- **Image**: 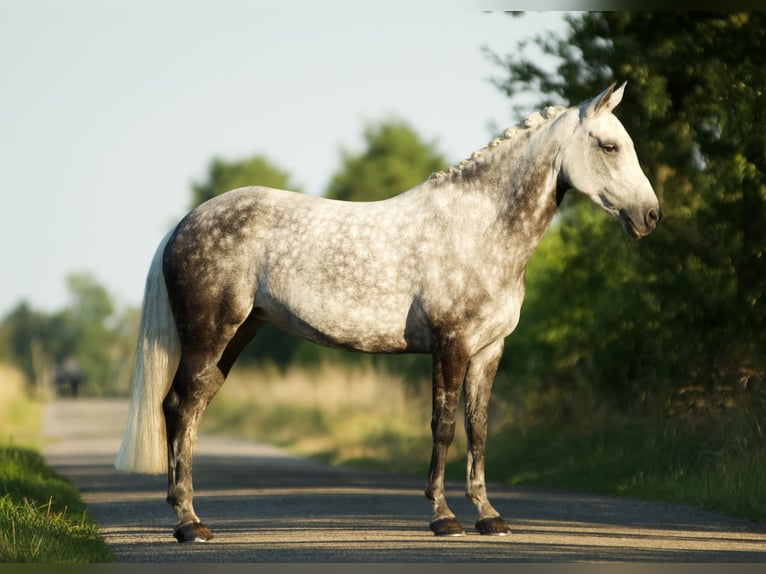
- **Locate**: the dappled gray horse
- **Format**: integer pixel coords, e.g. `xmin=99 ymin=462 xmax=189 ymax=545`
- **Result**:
xmin=115 ymin=83 xmax=661 ymax=542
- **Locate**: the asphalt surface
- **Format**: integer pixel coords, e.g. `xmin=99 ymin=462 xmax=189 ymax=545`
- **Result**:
xmin=42 ymin=398 xmax=766 ymax=563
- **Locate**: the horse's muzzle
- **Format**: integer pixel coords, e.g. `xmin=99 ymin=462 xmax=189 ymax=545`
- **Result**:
xmin=619 ymin=205 xmax=662 ymax=238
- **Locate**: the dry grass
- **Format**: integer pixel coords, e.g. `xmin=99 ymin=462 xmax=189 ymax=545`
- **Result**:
xmin=0 ymin=364 xmax=42 ymax=448
xmin=202 ymin=361 xmax=466 ymax=474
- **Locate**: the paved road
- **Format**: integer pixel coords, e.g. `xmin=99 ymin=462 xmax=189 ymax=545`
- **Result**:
xmin=42 ymin=398 xmax=766 ymax=563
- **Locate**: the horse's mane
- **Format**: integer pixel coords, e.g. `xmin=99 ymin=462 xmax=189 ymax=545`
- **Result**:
xmin=429 ymin=105 xmax=568 ymax=183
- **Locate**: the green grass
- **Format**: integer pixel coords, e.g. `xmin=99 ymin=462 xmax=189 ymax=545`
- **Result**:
xmin=0 ymin=448 xmax=113 ymax=563
xmin=463 ymin=395 xmax=766 ymax=523
xmin=458 ymin=412 xmax=763 ymax=522
xmin=0 ymin=363 xmax=113 ymax=563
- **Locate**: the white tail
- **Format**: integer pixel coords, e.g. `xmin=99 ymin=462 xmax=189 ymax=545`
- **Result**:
xmin=114 ymin=230 xmax=180 ymax=475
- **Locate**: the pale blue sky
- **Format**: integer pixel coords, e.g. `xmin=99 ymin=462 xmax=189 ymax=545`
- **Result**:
xmin=0 ymin=1 xmax=569 ymax=316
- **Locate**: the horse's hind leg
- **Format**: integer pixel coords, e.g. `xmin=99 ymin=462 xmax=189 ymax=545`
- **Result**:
xmin=163 ymin=316 xmax=261 ymax=543
xmin=163 ymin=353 xmax=223 ymax=542
xmin=463 ymin=339 xmax=510 ymax=535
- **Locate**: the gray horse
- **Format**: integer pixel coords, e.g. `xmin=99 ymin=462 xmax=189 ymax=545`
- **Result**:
xmin=115 ymin=83 xmax=661 ymax=542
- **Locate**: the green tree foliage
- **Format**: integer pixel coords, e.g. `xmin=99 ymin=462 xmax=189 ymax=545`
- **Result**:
xmin=490 ymin=12 xmax=765 ymax=405
xmin=325 ymin=119 xmax=448 ymax=201
xmin=0 ymin=303 xmax=49 ymax=385
xmin=0 ymin=274 xmax=138 ymax=396
xmin=190 ymin=154 xmax=301 ymax=208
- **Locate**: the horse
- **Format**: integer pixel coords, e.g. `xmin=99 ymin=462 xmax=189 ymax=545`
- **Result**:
xmin=115 ymin=83 xmax=661 ymax=542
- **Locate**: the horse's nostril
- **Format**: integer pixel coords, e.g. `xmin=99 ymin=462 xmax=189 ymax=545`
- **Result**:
xmin=646 ymin=206 xmax=661 ymax=228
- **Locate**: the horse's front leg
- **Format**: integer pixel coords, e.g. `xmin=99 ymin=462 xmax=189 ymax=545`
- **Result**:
xmin=426 ymin=339 xmax=470 ymax=536
xmin=464 ymin=339 xmax=510 ymax=535
xmin=162 ymin=355 xmax=224 ymax=543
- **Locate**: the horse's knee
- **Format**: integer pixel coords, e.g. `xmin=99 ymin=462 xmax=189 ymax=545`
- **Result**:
xmin=431 ymin=395 xmax=460 ymax=441
xmin=431 ymin=416 xmax=457 ymax=445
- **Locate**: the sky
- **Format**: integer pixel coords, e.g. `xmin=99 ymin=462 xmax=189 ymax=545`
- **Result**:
xmin=0 ymin=1 xmax=569 ymax=317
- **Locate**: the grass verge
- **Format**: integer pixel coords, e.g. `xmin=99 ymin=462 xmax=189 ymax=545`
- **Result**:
xmin=203 ymin=361 xmax=765 ymax=523
xmin=0 ymin=363 xmax=113 ymax=563
xmin=0 ymin=448 xmax=113 ymax=563
xmin=478 ymin=404 xmax=766 ymax=522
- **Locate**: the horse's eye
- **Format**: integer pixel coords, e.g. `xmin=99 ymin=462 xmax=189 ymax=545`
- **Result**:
xmin=600 ymin=142 xmax=619 ymax=153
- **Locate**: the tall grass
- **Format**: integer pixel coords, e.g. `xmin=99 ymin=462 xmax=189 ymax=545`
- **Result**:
xmin=483 ymin=412 xmax=766 ymax=522
xmin=0 ymin=363 xmax=42 ymax=449
xmin=203 ymin=359 xmax=766 ymax=523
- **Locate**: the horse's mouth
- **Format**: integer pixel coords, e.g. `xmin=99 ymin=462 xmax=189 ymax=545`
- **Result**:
xmin=619 ymin=210 xmax=643 ymax=239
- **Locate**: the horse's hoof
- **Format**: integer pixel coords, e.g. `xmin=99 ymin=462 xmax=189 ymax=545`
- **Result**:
xmin=476 ymin=516 xmax=511 ymax=536
xmin=430 ymin=517 xmax=465 ymax=537
xmin=173 ymin=521 xmax=214 ymax=543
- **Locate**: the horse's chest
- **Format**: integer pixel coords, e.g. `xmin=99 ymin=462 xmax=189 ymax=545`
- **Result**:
xmin=415 ymin=253 xmax=526 ymax=354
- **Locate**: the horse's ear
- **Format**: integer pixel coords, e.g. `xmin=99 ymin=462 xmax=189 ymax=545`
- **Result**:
xmin=585 ymin=81 xmax=627 ymax=117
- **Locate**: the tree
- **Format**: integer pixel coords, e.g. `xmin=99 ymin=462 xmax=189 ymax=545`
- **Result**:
xmin=0 ymin=302 xmax=51 ymax=388
xmin=0 ymin=274 xmax=138 ymax=396
xmin=326 ymin=119 xmax=448 ymax=202
xmin=55 ymin=273 xmax=117 ymax=395
xmin=191 ymin=154 xmax=301 ymax=208
xmin=489 ymin=13 xmax=766 ymax=404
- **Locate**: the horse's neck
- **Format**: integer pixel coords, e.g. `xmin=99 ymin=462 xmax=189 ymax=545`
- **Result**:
xmin=508 ymin=140 xmax=561 ymax=252
xmin=456 ymin=125 xmax=563 ymax=263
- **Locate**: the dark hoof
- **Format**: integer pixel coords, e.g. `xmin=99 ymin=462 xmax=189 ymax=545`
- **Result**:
xmin=430 ymin=517 xmax=465 ymax=537
xmin=476 ymin=516 xmax=511 ymax=536
xmin=173 ymin=521 xmax=214 ymax=543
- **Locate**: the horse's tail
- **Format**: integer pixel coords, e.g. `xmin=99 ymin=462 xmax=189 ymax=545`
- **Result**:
xmin=114 ymin=230 xmax=180 ymax=475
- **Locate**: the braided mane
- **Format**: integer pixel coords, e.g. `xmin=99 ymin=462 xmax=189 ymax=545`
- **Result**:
xmin=429 ymin=105 xmax=567 ymax=183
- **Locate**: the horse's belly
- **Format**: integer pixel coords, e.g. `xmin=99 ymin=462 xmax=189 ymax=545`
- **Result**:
xmin=257 ymin=297 xmax=425 ymax=354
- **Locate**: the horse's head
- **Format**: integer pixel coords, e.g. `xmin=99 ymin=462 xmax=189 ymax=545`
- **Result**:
xmin=556 ymin=82 xmax=661 ymax=238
